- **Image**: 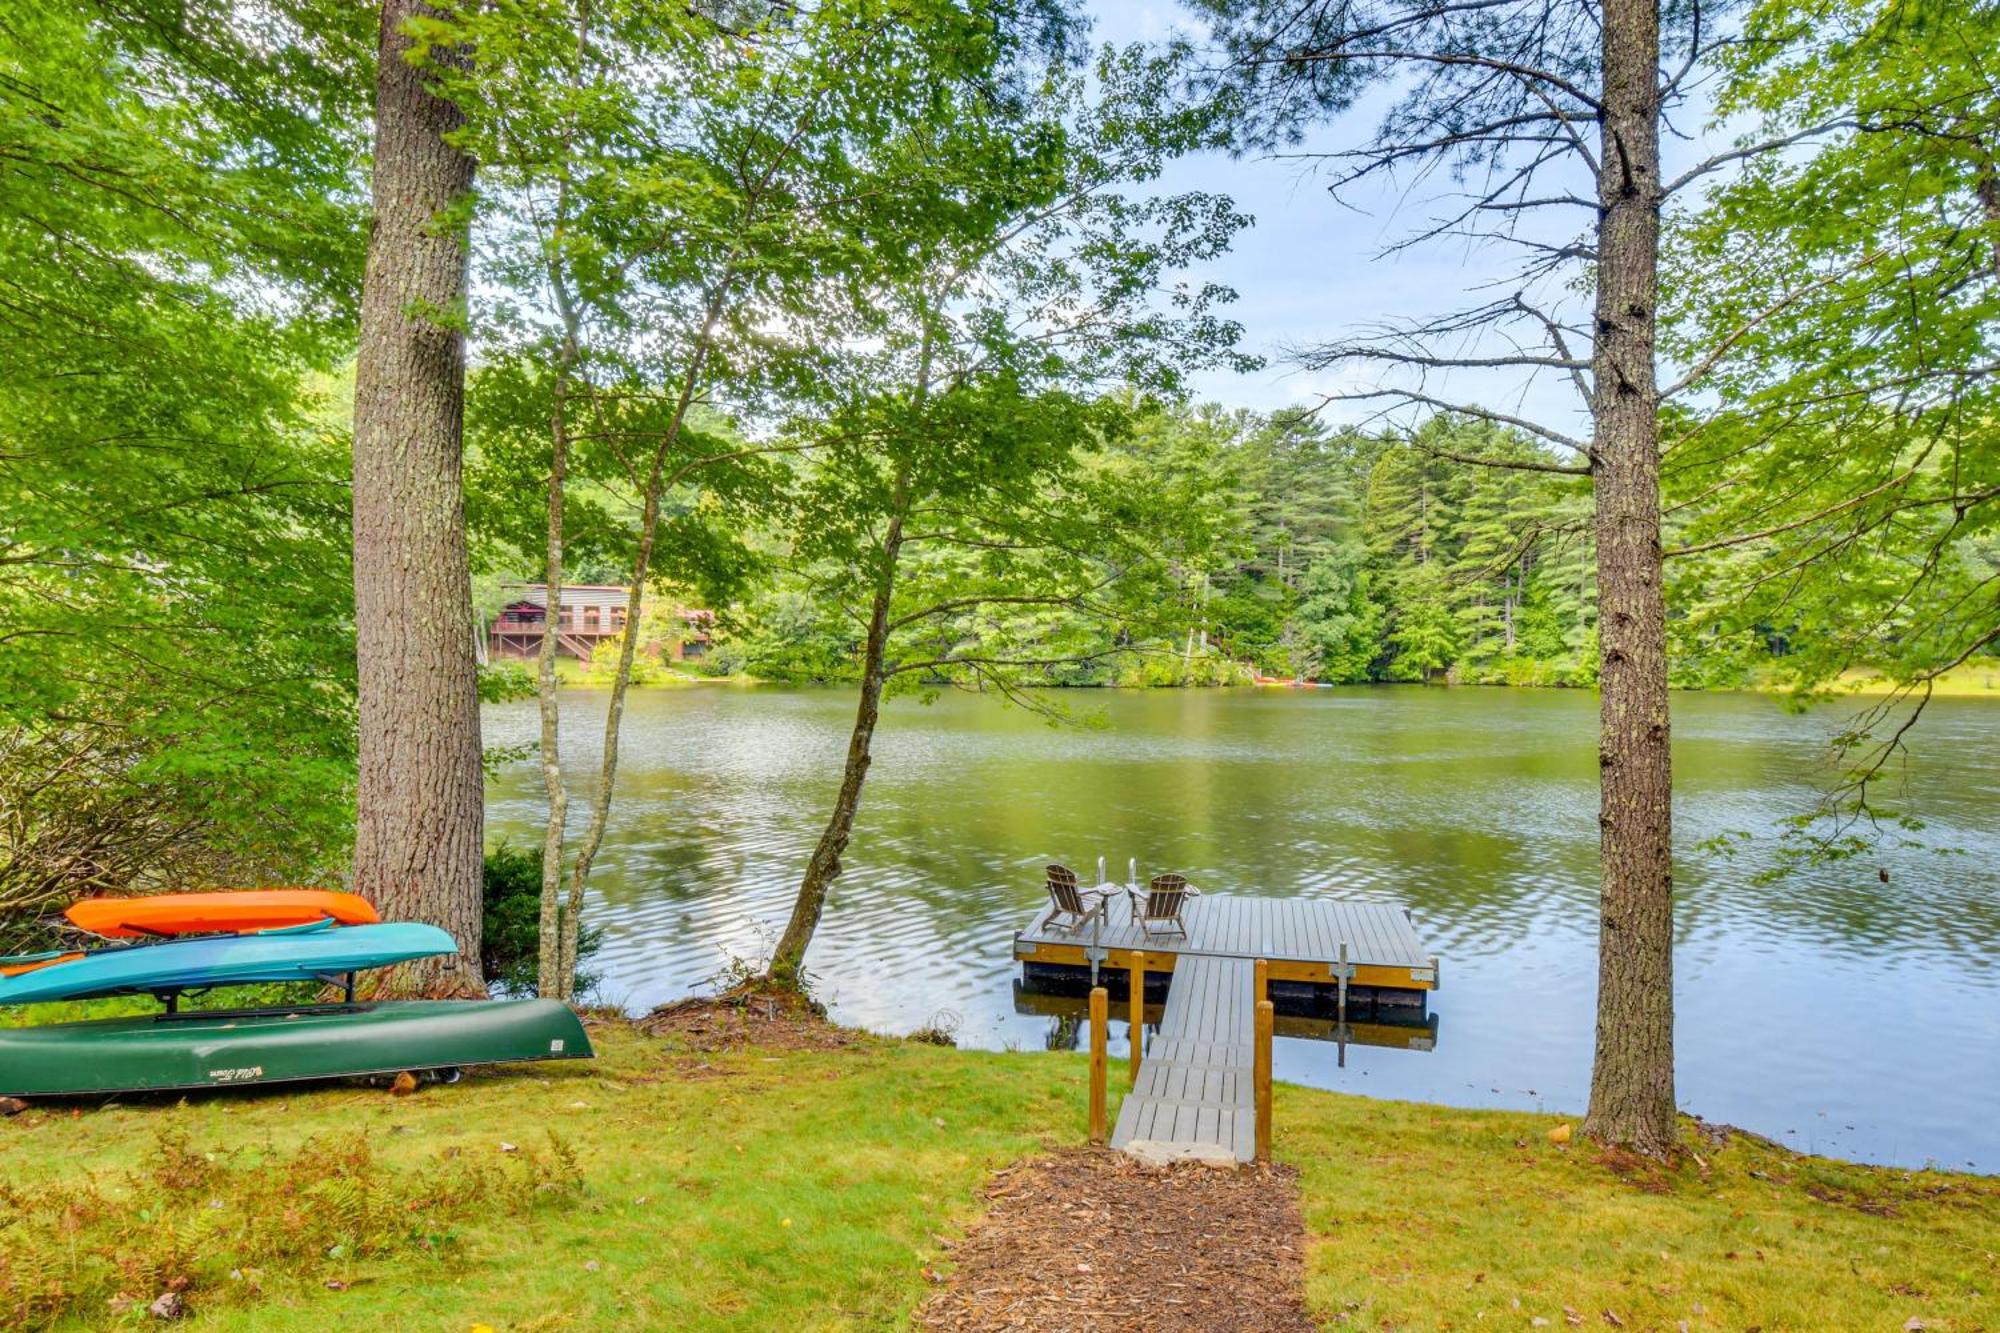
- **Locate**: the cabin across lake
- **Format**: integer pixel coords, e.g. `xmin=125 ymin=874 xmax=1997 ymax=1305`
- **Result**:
xmin=486 ymin=583 xmax=714 ymax=663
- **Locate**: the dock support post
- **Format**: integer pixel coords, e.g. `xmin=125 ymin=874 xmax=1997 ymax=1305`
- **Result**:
xmin=1254 ymin=997 xmax=1274 ymax=1162
xmin=1336 ymin=942 xmax=1349 ymax=1023
xmin=1254 ymin=957 xmax=1268 ymax=1005
xmin=1128 ymin=954 xmax=1143 ymax=1087
xmin=1088 ymin=986 xmax=1108 ymax=1144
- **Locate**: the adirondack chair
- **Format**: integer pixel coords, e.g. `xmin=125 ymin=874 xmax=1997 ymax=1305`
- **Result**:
xmin=1040 ymin=864 xmax=1105 ymax=933
xmin=1130 ymin=872 xmax=1191 ymax=940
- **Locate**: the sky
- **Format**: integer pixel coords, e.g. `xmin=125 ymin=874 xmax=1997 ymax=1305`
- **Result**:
xmin=1085 ymin=0 xmax=1729 ymax=442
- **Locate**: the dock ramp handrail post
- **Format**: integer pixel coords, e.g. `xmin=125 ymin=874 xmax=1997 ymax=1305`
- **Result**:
xmin=1254 ymin=990 xmax=1274 ymax=1162
xmin=1127 ymin=952 xmax=1143 ymax=1087
xmin=1088 ymin=986 xmax=1108 ymax=1143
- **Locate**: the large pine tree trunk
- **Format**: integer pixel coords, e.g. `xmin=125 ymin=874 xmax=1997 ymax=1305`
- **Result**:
xmin=1581 ymin=0 xmax=1675 ymax=1153
xmin=350 ymin=0 xmax=486 ymax=998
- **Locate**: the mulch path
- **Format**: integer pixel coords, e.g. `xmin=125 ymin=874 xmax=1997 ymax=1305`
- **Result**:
xmin=629 ymin=980 xmax=856 ymax=1053
xmin=919 ymin=1147 xmax=1315 ymax=1332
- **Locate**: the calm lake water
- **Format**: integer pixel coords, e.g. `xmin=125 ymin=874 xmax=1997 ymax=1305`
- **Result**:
xmin=484 ymin=685 xmax=2000 ymax=1172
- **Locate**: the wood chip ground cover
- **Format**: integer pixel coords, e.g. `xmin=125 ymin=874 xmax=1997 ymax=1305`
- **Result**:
xmin=921 ymin=1147 xmax=1314 ymax=1332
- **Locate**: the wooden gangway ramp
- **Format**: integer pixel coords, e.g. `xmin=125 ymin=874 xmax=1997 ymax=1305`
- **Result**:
xmin=1110 ymin=953 xmax=1258 ymax=1162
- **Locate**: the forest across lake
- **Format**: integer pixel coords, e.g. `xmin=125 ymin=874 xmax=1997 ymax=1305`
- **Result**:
xmin=485 ymin=684 xmax=2000 ymax=1173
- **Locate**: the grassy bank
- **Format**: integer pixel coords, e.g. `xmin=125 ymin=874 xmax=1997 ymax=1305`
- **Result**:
xmin=5 ymin=1024 xmax=1993 ymax=1329
xmin=1829 ymin=664 xmax=2000 ymax=697
xmin=518 ymin=658 xmax=2000 ymax=695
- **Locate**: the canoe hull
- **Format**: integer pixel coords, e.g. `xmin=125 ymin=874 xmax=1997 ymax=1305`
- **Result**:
xmin=0 ymin=923 xmax=457 ymax=1006
xmin=0 ymin=999 xmax=592 ymax=1097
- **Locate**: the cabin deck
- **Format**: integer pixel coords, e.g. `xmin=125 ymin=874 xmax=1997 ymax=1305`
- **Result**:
xmin=1013 ymin=890 xmax=1439 ymax=1164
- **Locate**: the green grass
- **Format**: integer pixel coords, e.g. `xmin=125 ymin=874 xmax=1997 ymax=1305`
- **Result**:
xmin=1282 ymin=1088 xmax=2000 ymax=1330
xmin=548 ymin=657 xmax=757 ymax=688
xmin=1829 ymin=662 xmax=2000 ymax=697
xmin=2 ymin=1027 xmax=1096 ymax=1330
xmin=3 ymin=1025 xmax=1994 ymax=1329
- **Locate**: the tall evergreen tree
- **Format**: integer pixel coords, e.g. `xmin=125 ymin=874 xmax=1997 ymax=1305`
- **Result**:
xmin=1188 ymin=0 xmax=1744 ymax=1153
xmin=350 ymin=0 xmax=486 ymax=996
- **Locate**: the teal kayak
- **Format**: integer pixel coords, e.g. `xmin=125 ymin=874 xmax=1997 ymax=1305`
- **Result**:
xmin=0 ymin=922 xmax=456 ymax=1006
xmin=0 ymin=998 xmax=593 ymax=1096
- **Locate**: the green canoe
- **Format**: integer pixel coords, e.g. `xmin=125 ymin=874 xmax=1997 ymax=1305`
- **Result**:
xmin=0 ymin=998 xmax=593 ymax=1097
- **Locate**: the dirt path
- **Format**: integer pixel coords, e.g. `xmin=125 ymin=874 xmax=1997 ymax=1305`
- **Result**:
xmin=920 ymin=1147 xmax=1314 ymax=1332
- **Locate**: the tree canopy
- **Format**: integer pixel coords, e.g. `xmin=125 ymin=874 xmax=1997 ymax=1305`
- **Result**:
xmin=0 ymin=3 xmax=369 ymax=930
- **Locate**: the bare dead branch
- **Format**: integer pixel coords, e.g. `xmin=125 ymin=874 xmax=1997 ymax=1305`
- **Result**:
xmin=1312 ymin=385 xmax=1594 ymax=458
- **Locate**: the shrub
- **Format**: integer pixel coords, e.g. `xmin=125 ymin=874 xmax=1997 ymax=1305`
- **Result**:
xmin=0 ymin=1129 xmax=582 ymax=1329
xmin=481 ymin=843 xmax=603 ymax=998
xmin=476 ymin=660 xmax=537 ymax=703
xmin=704 ymin=639 xmax=749 ymax=677
xmin=0 ymin=724 xmax=348 ymax=956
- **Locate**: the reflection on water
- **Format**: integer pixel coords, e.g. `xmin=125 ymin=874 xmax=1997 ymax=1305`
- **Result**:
xmin=484 ymin=684 xmax=2000 ymax=1172
xmin=1009 ymin=982 xmax=1440 ymax=1058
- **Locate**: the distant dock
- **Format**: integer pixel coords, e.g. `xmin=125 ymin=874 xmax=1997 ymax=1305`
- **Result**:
xmin=1013 ymin=892 xmax=1438 ymax=1162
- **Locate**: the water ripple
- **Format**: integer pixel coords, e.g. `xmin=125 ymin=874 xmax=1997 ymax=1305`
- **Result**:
xmin=484 ymin=684 xmax=2000 ymax=1171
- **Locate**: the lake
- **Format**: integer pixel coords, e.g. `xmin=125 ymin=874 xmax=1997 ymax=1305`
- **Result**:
xmin=484 ymin=684 xmax=2000 ymax=1172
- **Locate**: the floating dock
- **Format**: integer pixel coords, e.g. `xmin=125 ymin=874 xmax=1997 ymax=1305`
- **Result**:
xmin=1013 ymin=892 xmax=1438 ymax=1163
xmin=1009 ymin=983 xmax=1439 ymax=1053
xmin=1013 ymin=893 xmax=1438 ymax=997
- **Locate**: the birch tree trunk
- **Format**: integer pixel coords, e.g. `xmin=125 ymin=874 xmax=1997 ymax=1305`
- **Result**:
xmin=555 ymin=303 xmax=724 ymax=997
xmin=1581 ymin=0 xmax=1676 ymax=1154
xmin=767 ymin=473 xmax=910 ymax=983
xmin=535 ymin=352 xmax=571 ymax=1000
xmin=530 ymin=0 xmax=593 ymax=1002
xmin=350 ymin=0 xmax=486 ymax=998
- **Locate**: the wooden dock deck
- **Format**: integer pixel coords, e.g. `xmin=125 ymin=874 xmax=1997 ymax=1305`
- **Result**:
xmin=1014 ymin=891 xmax=1439 ymax=1164
xmin=1013 ymin=892 xmax=1438 ymax=993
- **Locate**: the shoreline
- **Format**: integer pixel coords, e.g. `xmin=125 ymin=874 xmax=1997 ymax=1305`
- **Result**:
xmin=4 ymin=1017 xmax=1993 ymax=1328
xmin=529 ymin=663 xmax=2000 ymax=699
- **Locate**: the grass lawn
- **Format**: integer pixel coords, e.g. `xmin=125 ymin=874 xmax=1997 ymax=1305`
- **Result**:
xmin=3 ymin=1024 xmax=1994 ymax=1329
xmin=1826 ymin=663 xmax=2000 ymax=698
xmin=1281 ymin=1087 xmax=1999 ymax=1330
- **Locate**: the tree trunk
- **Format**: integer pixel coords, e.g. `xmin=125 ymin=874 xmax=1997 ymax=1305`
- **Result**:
xmin=557 ymin=298 xmax=725 ymax=998
xmin=530 ymin=0 xmax=594 ymax=1003
xmin=767 ymin=478 xmax=910 ymax=983
xmin=350 ymin=0 xmax=486 ymax=999
xmin=535 ymin=353 xmax=571 ymax=1000
xmin=1977 ymin=147 xmax=2000 ymax=279
xmin=1581 ymin=0 xmax=1675 ymax=1154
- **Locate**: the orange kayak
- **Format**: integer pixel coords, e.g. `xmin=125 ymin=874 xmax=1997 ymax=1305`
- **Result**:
xmin=64 ymin=890 xmax=381 ymax=939
xmin=1 ymin=951 xmax=83 ymax=978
